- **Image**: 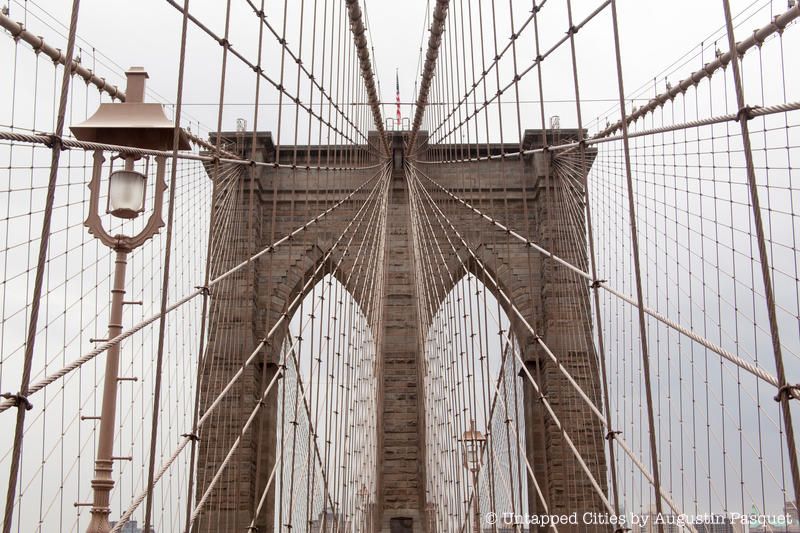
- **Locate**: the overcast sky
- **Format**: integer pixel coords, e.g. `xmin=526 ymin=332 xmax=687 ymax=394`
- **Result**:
xmin=2 ymin=0 xmax=789 ymax=138
xmin=2 ymin=0 xmax=799 ymax=531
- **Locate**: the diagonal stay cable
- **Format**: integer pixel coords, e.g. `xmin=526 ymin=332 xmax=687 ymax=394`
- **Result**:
xmin=111 ymin=163 xmax=391 ymax=532
xmin=407 ymin=0 xmax=450 ymax=152
xmin=417 ymin=2 xmax=800 ymax=165
xmin=0 ymin=165 xmax=389 ymax=414
xmin=593 ymin=1 xmax=800 ymax=139
xmin=405 ymin=162 xmax=615 ymax=517
xmin=179 ymin=163 xmax=390 ymax=528
xmin=2 ymin=1 xmax=382 ymax=169
xmin=423 ymin=0 xmax=611 ymax=148
xmin=0 ymin=11 xmax=237 ymax=159
xmin=242 ymin=0 xmax=370 ymax=145
xmin=414 ymin=96 xmax=800 ymax=165
xmin=345 ymin=0 xmax=389 ymax=154
xmin=0 ymin=130 xmax=380 ymax=172
xmin=424 ymin=1 xmax=543 ymax=146
xmin=408 ymin=162 xmax=799 ymax=399
xmin=163 ymin=0 xmax=367 ymax=149
xmin=406 ymin=163 xmax=698 ymax=530
xmin=2 ymin=2 xmax=82 ymax=530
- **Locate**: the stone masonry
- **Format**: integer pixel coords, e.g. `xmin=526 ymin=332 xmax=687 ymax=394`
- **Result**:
xmin=195 ymin=130 xmax=607 ymax=533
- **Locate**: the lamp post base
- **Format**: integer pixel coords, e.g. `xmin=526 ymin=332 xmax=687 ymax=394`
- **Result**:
xmin=86 ymin=512 xmax=112 ymax=533
xmin=85 ymin=249 xmax=128 ymax=533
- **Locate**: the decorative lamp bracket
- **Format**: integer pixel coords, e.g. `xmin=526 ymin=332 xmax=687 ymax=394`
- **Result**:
xmin=84 ymin=149 xmax=167 ymax=252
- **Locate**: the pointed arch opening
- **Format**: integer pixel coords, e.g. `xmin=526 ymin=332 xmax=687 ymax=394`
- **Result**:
xmin=422 ymin=272 xmax=529 ymax=532
xmin=271 ymin=273 xmax=378 ymax=533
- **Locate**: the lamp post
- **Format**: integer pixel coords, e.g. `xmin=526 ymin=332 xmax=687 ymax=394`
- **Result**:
xmin=425 ymin=501 xmax=437 ymax=533
xmin=461 ymin=420 xmax=486 ymax=533
xmin=71 ymin=67 xmax=189 ymax=533
xmin=357 ymin=484 xmax=369 ymax=533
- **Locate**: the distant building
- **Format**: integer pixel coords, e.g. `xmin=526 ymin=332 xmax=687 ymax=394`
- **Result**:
xmin=697 ymin=518 xmax=744 ymax=533
xmin=310 ymin=508 xmax=350 ymax=533
xmin=787 ymin=501 xmax=799 ymax=527
xmin=632 ymin=508 xmax=682 ymax=533
xmin=748 ymin=501 xmax=800 ymax=533
xmin=310 ymin=507 xmax=335 ymax=533
xmin=108 ymin=520 xmax=155 ymax=533
xmin=633 ymin=508 xmax=742 ymax=533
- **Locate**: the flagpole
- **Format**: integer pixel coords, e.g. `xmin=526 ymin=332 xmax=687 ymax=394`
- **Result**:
xmin=396 ymin=68 xmax=402 ymax=126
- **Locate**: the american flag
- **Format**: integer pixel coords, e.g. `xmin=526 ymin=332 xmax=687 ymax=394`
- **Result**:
xmin=395 ymin=69 xmax=401 ymax=124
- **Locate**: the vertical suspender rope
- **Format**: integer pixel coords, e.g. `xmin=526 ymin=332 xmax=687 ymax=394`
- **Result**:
xmin=719 ymin=0 xmax=800 ymax=511
xmin=506 ymin=1 xmax=530 ymax=516
xmin=408 ymin=0 xmax=450 ymax=154
xmin=528 ymin=0 xmax=554 ymax=511
xmin=345 ymin=0 xmax=389 ymax=155
xmin=245 ymin=0 xmax=271 ymax=525
xmin=609 ymin=1 xmax=664 ymax=529
xmin=564 ymin=0 xmax=622 ymax=515
xmin=182 ymin=1 xmax=235 ymax=529
xmin=2 ymin=2 xmax=81 ymax=531
xmin=142 ymin=0 xmax=191 ymax=530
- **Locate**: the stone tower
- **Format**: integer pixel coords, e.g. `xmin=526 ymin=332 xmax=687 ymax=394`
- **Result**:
xmin=194 ymin=130 xmax=607 ymax=533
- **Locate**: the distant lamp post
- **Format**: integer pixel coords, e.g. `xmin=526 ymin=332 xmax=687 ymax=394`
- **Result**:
xmin=426 ymin=501 xmax=438 ymax=533
xmin=357 ymin=484 xmax=369 ymax=509
xmin=70 ymin=66 xmax=188 ymax=533
xmin=357 ymin=483 xmax=371 ymax=532
xmin=461 ymin=419 xmax=485 ymax=473
xmin=461 ymin=420 xmax=486 ymax=533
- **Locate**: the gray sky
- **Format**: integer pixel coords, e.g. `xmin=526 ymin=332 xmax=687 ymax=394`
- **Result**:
xmin=3 ymin=0 xmax=785 ymax=138
xmin=2 ymin=0 xmax=800 ymax=531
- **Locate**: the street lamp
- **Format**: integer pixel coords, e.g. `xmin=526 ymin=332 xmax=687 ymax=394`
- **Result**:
xmin=357 ymin=484 xmax=370 ymax=532
xmin=357 ymin=484 xmax=369 ymax=509
xmin=425 ymin=501 xmax=438 ymax=533
xmin=106 ymin=168 xmax=147 ymax=219
xmin=70 ymin=66 xmax=189 ymax=533
xmin=461 ymin=420 xmax=486 ymax=533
